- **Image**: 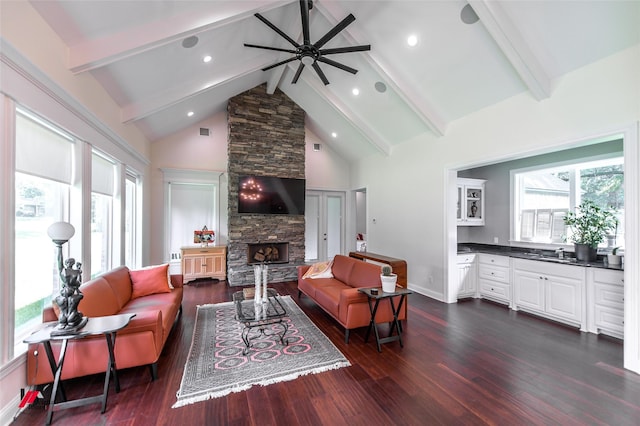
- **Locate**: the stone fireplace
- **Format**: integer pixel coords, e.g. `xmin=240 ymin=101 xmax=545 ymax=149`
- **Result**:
xmin=226 ymin=84 xmax=306 ymax=286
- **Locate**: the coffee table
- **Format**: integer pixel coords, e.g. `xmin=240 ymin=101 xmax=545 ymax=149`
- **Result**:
xmin=233 ymin=288 xmax=289 ymax=355
xmin=23 ymin=313 xmax=135 ymax=424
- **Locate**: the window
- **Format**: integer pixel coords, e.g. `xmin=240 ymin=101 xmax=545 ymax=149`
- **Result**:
xmin=513 ymin=156 xmax=624 ymax=247
xmin=14 ymin=110 xmax=73 ymax=354
xmin=91 ymin=152 xmax=115 ymax=278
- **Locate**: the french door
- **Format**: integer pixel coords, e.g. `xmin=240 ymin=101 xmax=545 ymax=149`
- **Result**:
xmin=305 ymin=190 xmax=345 ymax=262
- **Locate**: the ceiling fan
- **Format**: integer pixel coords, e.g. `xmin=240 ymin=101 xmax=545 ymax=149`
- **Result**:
xmin=244 ymin=0 xmax=371 ymax=85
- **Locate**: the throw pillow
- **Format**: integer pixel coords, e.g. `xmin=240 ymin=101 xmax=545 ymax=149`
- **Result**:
xmin=130 ymin=263 xmax=172 ymax=299
xmin=302 ymin=260 xmax=334 ymax=279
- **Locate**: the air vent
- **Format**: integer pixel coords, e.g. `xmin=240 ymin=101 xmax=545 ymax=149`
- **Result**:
xmin=313 ymin=143 xmax=321 ymax=151
xmin=199 ymin=128 xmax=210 ymax=136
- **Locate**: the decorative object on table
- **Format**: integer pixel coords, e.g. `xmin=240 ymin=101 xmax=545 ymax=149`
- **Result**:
xmin=193 ymin=226 xmax=214 ymax=247
xmin=380 ymin=265 xmax=397 ymax=293
xmin=172 ymin=296 xmax=350 ymax=408
xmin=47 ymin=221 xmax=88 ymax=336
xmin=563 ymin=200 xmax=618 ymax=261
xmin=607 ymin=247 xmax=622 ymax=265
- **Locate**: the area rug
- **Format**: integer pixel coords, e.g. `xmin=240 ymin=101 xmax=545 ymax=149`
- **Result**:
xmin=172 ymin=295 xmax=350 ymax=408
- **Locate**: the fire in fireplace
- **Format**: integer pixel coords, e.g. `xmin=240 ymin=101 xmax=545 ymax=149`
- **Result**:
xmin=247 ymin=242 xmax=289 ymax=265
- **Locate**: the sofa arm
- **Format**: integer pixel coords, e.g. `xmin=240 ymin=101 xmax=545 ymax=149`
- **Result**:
xmin=339 ymin=287 xmax=369 ymax=306
xmin=170 ymin=274 xmax=184 ymax=288
xmin=42 ymin=307 xmax=58 ymax=322
xmin=118 ymin=310 xmax=164 ymax=351
xmin=298 ymin=265 xmax=311 ymax=281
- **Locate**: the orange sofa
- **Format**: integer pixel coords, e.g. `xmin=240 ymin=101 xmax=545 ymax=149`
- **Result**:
xmin=26 ymin=266 xmax=183 ymax=385
xmin=298 ymin=254 xmax=407 ymax=343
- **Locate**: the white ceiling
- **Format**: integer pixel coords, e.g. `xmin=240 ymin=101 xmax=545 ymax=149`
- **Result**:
xmin=29 ymin=0 xmax=640 ymax=161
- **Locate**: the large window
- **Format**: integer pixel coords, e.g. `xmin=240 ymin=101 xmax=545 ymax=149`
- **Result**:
xmin=125 ymin=173 xmax=138 ymax=268
xmin=14 ymin=110 xmax=73 ymax=354
xmin=513 ymin=156 xmax=624 ymax=247
xmin=91 ymin=152 xmax=115 ymax=278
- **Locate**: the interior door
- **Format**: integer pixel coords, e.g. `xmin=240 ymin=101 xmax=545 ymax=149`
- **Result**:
xmin=305 ymin=191 xmax=345 ymax=262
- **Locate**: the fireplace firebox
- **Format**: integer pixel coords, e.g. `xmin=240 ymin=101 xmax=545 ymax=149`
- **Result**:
xmin=247 ymin=242 xmax=289 ymax=265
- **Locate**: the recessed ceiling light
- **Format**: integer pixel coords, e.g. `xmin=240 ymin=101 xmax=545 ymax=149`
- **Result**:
xmin=352 ymin=88 xmax=360 ymax=96
xmin=374 ymin=81 xmax=387 ymax=93
xmin=187 ymin=111 xmax=194 ymax=117
xmin=331 ymin=132 xmax=337 ymax=138
xmin=203 ymin=55 xmax=212 ymax=63
xmin=407 ymin=34 xmax=418 ymax=47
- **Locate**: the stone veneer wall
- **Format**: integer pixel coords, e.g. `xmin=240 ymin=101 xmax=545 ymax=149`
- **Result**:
xmin=226 ymin=84 xmax=306 ymax=286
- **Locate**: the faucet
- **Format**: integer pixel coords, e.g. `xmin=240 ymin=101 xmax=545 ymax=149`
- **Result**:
xmin=555 ymin=248 xmax=564 ymax=259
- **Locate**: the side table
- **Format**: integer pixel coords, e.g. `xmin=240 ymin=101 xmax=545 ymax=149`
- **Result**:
xmin=24 ymin=313 xmax=135 ymax=425
xmin=358 ymin=287 xmax=412 ymax=352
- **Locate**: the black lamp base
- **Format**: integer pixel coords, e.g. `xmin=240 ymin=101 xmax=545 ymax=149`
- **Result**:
xmin=51 ymin=316 xmax=88 ymax=336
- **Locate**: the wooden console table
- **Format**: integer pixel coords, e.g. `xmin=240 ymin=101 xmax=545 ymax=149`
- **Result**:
xmin=181 ymin=245 xmax=226 ymax=283
xmin=348 ymin=251 xmax=407 ymax=288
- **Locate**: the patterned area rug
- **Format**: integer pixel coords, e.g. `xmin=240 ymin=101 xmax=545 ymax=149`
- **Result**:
xmin=172 ymin=295 xmax=350 ymax=408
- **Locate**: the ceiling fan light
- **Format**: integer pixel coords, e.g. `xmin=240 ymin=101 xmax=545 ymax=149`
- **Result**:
xmin=301 ymin=56 xmax=315 ymax=66
xmin=407 ymin=34 xmax=418 ymax=47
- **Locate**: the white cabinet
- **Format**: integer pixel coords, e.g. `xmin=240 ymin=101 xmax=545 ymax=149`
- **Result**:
xmin=478 ymin=254 xmax=511 ymax=305
xmin=513 ymin=259 xmax=585 ymax=330
xmin=587 ymin=268 xmax=624 ymax=338
xmin=457 ymin=178 xmax=486 ymax=226
xmin=456 ymin=254 xmax=477 ymax=298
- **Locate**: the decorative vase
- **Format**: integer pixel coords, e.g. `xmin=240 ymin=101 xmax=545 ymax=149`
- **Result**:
xmin=574 ymin=243 xmax=597 ymax=262
xmin=380 ymin=274 xmax=398 ymax=293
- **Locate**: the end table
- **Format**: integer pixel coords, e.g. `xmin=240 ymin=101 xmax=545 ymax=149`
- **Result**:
xmin=24 ymin=313 xmax=135 ymax=424
xmin=358 ymin=287 xmax=412 ymax=352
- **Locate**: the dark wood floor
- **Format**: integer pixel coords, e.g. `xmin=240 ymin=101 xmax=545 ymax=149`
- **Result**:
xmin=14 ymin=280 xmax=640 ymax=425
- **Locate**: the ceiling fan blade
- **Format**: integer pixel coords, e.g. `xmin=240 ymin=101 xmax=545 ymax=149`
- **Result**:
xmin=244 ymin=43 xmax=297 ymax=54
xmin=313 ymin=14 xmax=355 ymax=49
xmin=320 ymin=45 xmax=371 ymax=55
xmin=262 ymin=56 xmax=298 ymax=71
xmin=299 ymin=0 xmax=311 ymax=45
xmin=291 ymin=62 xmax=305 ymax=84
xmin=312 ymin=62 xmax=330 ymax=85
xmin=254 ymin=13 xmax=299 ymax=47
xmin=317 ymin=57 xmax=357 ymax=74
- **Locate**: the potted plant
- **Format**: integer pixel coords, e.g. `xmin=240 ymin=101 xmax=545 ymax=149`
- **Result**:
xmin=380 ymin=265 xmax=397 ymax=293
xmin=607 ymin=247 xmax=622 ymax=265
xmin=563 ymin=200 xmax=618 ymax=261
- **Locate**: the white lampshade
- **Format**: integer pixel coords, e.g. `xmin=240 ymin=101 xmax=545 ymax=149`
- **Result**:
xmin=47 ymin=221 xmax=75 ymax=243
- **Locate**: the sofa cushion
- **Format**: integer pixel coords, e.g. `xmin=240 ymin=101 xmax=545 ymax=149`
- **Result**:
xmin=331 ymin=255 xmax=355 ymax=284
xmin=314 ymin=283 xmax=346 ymax=318
xmin=130 ymin=264 xmax=171 ymax=299
xmin=78 ymin=277 xmax=121 ymax=317
xmin=347 ymin=260 xmax=383 ymax=288
xmin=101 ymin=266 xmax=134 ymax=309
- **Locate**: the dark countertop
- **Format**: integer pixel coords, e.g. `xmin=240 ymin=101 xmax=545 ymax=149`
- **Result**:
xmin=458 ymin=243 xmax=624 ymax=271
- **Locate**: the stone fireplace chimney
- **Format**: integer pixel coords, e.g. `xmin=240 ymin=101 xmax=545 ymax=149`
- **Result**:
xmin=226 ymin=84 xmax=306 ymax=286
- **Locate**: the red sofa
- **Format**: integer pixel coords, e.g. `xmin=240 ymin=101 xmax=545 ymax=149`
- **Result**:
xmin=26 ymin=266 xmax=183 ymax=385
xmin=298 ymin=254 xmax=407 ymax=343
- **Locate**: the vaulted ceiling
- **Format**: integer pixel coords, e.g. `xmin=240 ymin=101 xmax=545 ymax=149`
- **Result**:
xmin=29 ymin=0 xmax=640 ymax=161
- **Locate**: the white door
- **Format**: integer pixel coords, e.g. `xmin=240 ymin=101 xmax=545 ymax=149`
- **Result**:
xmin=305 ymin=191 xmax=345 ymax=262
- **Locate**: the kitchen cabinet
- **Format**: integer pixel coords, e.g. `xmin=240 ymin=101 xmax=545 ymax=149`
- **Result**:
xmin=457 ymin=178 xmax=486 ymax=226
xmin=181 ymin=245 xmax=226 ymax=283
xmin=456 ymin=254 xmax=477 ymax=298
xmin=587 ymin=268 xmax=624 ymax=338
xmin=478 ymin=254 xmax=511 ymax=305
xmin=513 ymin=259 xmax=585 ymax=330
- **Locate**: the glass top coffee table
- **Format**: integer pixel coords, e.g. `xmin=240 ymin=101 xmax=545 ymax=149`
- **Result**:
xmin=232 ymin=288 xmax=289 ymax=355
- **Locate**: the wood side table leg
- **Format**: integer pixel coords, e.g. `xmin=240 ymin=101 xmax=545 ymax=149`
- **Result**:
xmin=364 ymin=298 xmax=383 ymax=352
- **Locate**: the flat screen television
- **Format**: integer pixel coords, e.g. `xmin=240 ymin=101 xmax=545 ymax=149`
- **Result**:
xmin=238 ymin=175 xmax=305 ymax=215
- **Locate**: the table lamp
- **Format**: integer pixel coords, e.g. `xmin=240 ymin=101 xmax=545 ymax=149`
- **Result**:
xmin=47 ymin=221 xmax=88 ymax=335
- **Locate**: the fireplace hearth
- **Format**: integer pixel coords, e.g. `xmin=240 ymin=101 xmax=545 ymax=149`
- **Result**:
xmin=247 ymin=242 xmax=289 ymax=265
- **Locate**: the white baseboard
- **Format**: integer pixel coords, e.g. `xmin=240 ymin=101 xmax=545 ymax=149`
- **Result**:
xmin=0 ymin=394 xmax=21 ymax=426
